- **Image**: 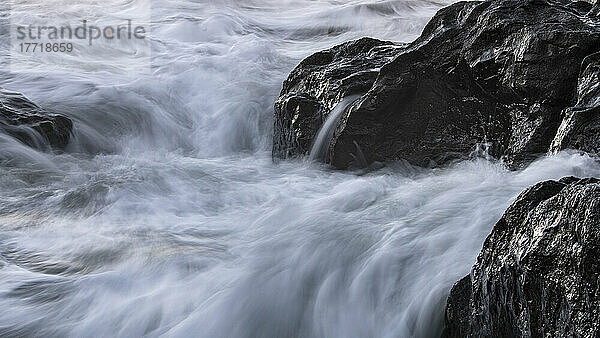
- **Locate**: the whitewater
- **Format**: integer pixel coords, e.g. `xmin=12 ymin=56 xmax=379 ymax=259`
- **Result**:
xmin=1 ymin=0 xmax=599 ymax=337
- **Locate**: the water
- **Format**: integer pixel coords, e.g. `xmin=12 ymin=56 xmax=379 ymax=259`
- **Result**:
xmin=309 ymin=95 xmax=362 ymax=163
xmin=0 ymin=1 xmax=599 ymax=337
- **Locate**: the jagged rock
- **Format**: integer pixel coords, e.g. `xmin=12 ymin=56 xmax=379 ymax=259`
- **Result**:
xmin=590 ymin=1 xmax=600 ymax=16
xmin=551 ymin=51 xmax=600 ymax=155
xmin=273 ymin=0 xmax=600 ymax=169
xmin=443 ymin=177 xmax=600 ymax=337
xmin=0 ymin=88 xmax=72 ymax=150
xmin=272 ymin=37 xmax=401 ymax=159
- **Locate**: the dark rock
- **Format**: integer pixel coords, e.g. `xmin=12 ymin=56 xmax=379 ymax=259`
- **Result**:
xmin=444 ymin=275 xmax=473 ymax=338
xmin=332 ymin=0 xmax=600 ymax=169
xmin=567 ymin=1 xmax=593 ymax=14
xmin=443 ymin=177 xmax=600 ymax=337
xmin=0 ymin=88 xmax=72 ymax=150
xmin=273 ymin=0 xmax=600 ymax=169
xmin=590 ymin=1 xmax=600 ymax=17
xmin=272 ymin=37 xmax=401 ymax=159
xmin=550 ymin=51 xmax=600 ymax=155
xmin=273 ymin=93 xmax=326 ymax=159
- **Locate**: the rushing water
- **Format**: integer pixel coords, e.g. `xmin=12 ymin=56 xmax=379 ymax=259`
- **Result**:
xmin=1 ymin=1 xmax=599 ymax=337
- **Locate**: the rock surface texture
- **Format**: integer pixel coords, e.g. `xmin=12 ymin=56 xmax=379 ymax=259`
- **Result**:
xmin=0 ymin=88 xmax=72 ymax=150
xmin=273 ymin=0 xmax=600 ymax=169
xmin=551 ymin=51 xmax=600 ymax=154
xmin=443 ymin=177 xmax=600 ymax=337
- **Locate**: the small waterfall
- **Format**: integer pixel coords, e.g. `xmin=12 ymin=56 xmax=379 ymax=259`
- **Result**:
xmin=309 ymin=94 xmax=361 ymax=162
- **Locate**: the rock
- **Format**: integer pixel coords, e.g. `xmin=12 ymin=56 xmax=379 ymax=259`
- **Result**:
xmin=272 ymin=37 xmax=401 ymax=159
xmin=550 ymin=51 xmax=600 ymax=155
xmin=591 ymin=1 xmax=600 ymax=17
xmin=273 ymin=0 xmax=600 ymax=169
xmin=333 ymin=0 xmax=600 ymax=169
xmin=0 ymin=88 xmax=72 ymax=150
xmin=443 ymin=177 xmax=600 ymax=337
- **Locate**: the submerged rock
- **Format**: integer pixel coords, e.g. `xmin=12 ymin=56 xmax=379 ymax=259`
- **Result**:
xmin=443 ymin=177 xmax=600 ymax=337
xmin=273 ymin=0 xmax=600 ymax=169
xmin=0 ymin=88 xmax=72 ymax=150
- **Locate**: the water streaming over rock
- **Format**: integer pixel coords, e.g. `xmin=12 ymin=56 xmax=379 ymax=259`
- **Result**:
xmin=309 ymin=95 xmax=361 ymax=163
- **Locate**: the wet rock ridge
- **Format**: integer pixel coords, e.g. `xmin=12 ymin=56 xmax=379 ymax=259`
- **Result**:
xmin=0 ymin=88 xmax=72 ymax=150
xmin=273 ymin=0 xmax=600 ymax=169
xmin=550 ymin=50 xmax=600 ymax=155
xmin=443 ymin=177 xmax=600 ymax=337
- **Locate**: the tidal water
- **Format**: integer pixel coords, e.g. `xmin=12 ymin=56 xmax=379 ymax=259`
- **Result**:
xmin=1 ymin=1 xmax=599 ymax=337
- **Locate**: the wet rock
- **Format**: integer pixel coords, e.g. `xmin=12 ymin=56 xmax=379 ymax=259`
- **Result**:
xmin=550 ymin=51 xmax=600 ymax=155
xmin=590 ymin=1 xmax=600 ymax=17
xmin=0 ymin=88 xmax=72 ymax=150
xmin=332 ymin=0 xmax=600 ymax=168
xmin=272 ymin=37 xmax=401 ymax=159
xmin=443 ymin=177 xmax=600 ymax=337
xmin=274 ymin=0 xmax=600 ymax=169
